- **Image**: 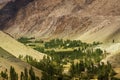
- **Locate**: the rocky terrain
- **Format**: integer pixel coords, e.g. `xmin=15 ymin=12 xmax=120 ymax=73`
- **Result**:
xmin=0 ymin=0 xmax=11 ymax=9
xmin=0 ymin=0 xmax=120 ymax=43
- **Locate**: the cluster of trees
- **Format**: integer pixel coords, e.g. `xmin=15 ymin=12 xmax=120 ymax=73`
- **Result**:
xmin=10 ymin=66 xmax=18 ymax=80
xmin=35 ymin=47 xmax=104 ymax=63
xmin=0 ymin=66 xmax=18 ymax=80
xmin=32 ymin=48 xmax=102 ymax=63
xmin=31 ymin=39 xmax=103 ymax=61
xmin=20 ymin=55 xmax=63 ymax=80
xmin=18 ymin=37 xmax=33 ymax=44
xmin=44 ymin=39 xmax=94 ymax=49
xmin=44 ymin=39 xmax=102 ymax=49
xmin=18 ymin=37 xmax=43 ymax=45
xmin=21 ymin=67 xmax=40 ymax=80
xmin=19 ymin=55 xmax=119 ymax=80
xmin=18 ymin=38 xmax=103 ymax=61
xmin=69 ymin=60 xmax=116 ymax=80
xmin=0 ymin=66 xmax=39 ymax=80
xmin=44 ymin=39 xmax=64 ymax=48
xmin=18 ymin=38 xmax=102 ymax=50
xmin=17 ymin=38 xmax=119 ymax=79
xmin=34 ymin=47 xmax=45 ymax=53
xmin=0 ymin=69 xmax=8 ymax=80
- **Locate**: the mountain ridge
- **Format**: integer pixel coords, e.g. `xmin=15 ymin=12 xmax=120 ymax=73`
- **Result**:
xmin=0 ymin=0 xmax=120 ymax=43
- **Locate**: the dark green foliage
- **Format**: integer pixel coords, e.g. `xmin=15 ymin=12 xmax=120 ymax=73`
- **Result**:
xmin=34 ymin=47 xmax=45 ymax=53
xmin=44 ymin=39 xmax=63 ymax=48
xmin=20 ymin=72 xmax=24 ymax=80
xmin=29 ymin=67 xmax=36 ymax=80
xmin=0 ymin=69 xmax=8 ymax=79
xmin=42 ymin=39 xmax=103 ymax=62
xmin=34 ymin=40 xmax=44 ymax=43
xmin=24 ymin=68 xmax=28 ymax=80
xmin=93 ymin=41 xmax=102 ymax=46
xmin=95 ymin=48 xmax=103 ymax=55
xmin=69 ymin=60 xmax=116 ymax=79
xmin=19 ymin=55 xmax=23 ymax=59
xmin=97 ymin=62 xmax=116 ymax=80
xmin=44 ymin=39 xmax=84 ymax=48
xmin=113 ymin=39 xmax=115 ymax=43
xmin=20 ymin=67 xmax=39 ymax=80
xmin=20 ymin=54 xmax=118 ymax=80
xmin=0 ymin=66 xmax=39 ymax=80
xmin=10 ymin=66 xmax=18 ymax=80
xmin=22 ymin=55 xmax=63 ymax=80
xmin=18 ymin=37 xmax=32 ymax=44
xmin=17 ymin=38 xmax=119 ymax=79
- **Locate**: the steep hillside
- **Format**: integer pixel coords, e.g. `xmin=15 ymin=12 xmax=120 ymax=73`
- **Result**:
xmin=0 ymin=0 xmax=120 ymax=42
xmin=0 ymin=0 xmax=34 ymax=29
xmin=0 ymin=31 xmax=45 ymax=60
xmin=0 ymin=0 xmax=10 ymax=9
xmin=0 ymin=47 xmax=42 ymax=79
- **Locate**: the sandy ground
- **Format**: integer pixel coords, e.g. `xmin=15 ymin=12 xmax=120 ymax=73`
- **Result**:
xmin=0 ymin=31 xmax=46 ymax=61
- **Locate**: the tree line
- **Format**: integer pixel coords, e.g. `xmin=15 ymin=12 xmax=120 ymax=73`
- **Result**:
xmin=0 ymin=66 xmax=39 ymax=80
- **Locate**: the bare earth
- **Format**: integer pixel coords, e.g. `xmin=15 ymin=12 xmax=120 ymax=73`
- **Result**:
xmin=0 ymin=31 xmax=46 ymax=61
xmin=0 ymin=0 xmax=119 ymax=43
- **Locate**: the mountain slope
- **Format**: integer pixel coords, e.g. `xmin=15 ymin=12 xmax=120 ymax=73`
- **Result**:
xmin=0 ymin=0 xmax=120 ymax=42
xmin=0 ymin=31 xmax=45 ymax=60
xmin=0 ymin=0 xmax=34 ymax=29
xmin=0 ymin=0 xmax=10 ymax=9
xmin=0 ymin=47 xmax=42 ymax=79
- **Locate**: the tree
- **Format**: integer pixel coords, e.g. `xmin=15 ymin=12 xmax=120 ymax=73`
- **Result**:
xmin=0 ymin=69 xmax=8 ymax=80
xmin=20 ymin=72 xmax=24 ymax=80
xmin=29 ymin=67 xmax=36 ymax=80
xmin=24 ymin=68 xmax=28 ymax=80
xmin=10 ymin=66 xmax=18 ymax=80
xmin=112 ymin=39 xmax=115 ymax=43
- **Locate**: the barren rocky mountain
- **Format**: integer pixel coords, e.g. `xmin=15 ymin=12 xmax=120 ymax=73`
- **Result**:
xmin=0 ymin=0 xmax=120 ymax=43
xmin=0 ymin=0 xmax=11 ymax=9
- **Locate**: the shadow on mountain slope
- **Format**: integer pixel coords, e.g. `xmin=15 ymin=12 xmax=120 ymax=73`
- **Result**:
xmin=0 ymin=0 xmax=34 ymax=29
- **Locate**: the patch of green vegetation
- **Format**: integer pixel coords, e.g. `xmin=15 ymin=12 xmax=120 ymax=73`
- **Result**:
xmin=19 ymin=55 xmax=117 ymax=80
xmin=18 ymin=37 xmax=43 ymax=46
xmin=0 ymin=66 xmax=39 ymax=80
xmin=18 ymin=37 xmax=33 ymax=44
xmin=17 ymin=38 xmax=120 ymax=80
